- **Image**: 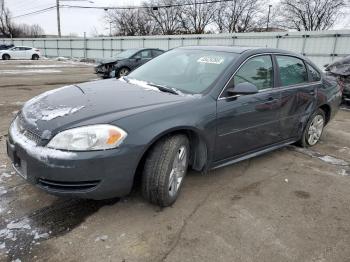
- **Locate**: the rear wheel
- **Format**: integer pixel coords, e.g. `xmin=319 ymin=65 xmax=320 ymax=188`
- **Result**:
xmin=117 ymin=67 xmax=130 ymax=78
xmin=297 ymin=109 xmax=325 ymax=147
xmin=2 ymin=54 xmax=10 ymax=60
xmin=142 ymin=134 xmax=189 ymax=207
xmin=32 ymin=54 xmax=39 ymax=60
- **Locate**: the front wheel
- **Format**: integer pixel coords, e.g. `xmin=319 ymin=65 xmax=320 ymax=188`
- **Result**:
xmin=116 ymin=67 xmax=130 ymax=78
xmin=298 ymin=109 xmax=325 ymax=147
xmin=2 ymin=54 xmax=10 ymax=60
xmin=142 ymin=134 xmax=189 ymax=207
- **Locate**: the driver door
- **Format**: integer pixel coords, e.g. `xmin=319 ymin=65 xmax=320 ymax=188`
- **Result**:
xmin=214 ymin=55 xmax=282 ymax=162
xmin=133 ymin=50 xmax=153 ymax=69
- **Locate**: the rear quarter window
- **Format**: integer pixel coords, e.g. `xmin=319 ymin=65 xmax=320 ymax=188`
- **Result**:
xmin=276 ymin=55 xmax=308 ymax=86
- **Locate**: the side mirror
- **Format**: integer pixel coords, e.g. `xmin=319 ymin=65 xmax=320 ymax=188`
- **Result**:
xmin=226 ymin=82 xmax=259 ymax=96
xmin=134 ymin=57 xmax=141 ymax=62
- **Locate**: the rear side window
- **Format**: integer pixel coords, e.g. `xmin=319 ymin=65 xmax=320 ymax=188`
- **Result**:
xmin=234 ymin=55 xmax=273 ymax=90
xmin=307 ymin=63 xmax=321 ymax=82
xmin=276 ymin=56 xmax=308 ymax=86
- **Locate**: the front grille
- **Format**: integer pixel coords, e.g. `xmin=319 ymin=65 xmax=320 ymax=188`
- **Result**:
xmin=22 ymin=129 xmax=41 ymax=144
xmin=16 ymin=113 xmax=42 ymax=145
xmin=38 ymin=178 xmax=100 ymax=192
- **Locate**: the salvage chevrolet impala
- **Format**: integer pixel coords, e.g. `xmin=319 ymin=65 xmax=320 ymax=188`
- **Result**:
xmin=7 ymin=46 xmax=342 ymax=207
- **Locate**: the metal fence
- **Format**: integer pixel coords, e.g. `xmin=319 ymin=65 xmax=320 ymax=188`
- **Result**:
xmin=1 ymin=29 xmax=350 ymax=68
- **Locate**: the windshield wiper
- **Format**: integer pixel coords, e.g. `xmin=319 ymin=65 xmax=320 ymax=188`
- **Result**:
xmin=146 ymin=83 xmax=180 ymax=95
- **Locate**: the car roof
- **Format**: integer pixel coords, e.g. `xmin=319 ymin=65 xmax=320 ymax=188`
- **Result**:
xmin=179 ymin=45 xmax=258 ymax=53
xmin=178 ymin=45 xmax=301 ymax=56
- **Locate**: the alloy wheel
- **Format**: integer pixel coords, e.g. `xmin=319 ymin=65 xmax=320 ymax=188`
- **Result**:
xmin=168 ymin=146 xmax=187 ymax=197
xmin=307 ymin=114 xmax=324 ymax=145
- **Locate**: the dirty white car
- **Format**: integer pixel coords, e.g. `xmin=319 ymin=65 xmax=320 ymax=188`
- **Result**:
xmin=0 ymin=46 xmax=41 ymax=60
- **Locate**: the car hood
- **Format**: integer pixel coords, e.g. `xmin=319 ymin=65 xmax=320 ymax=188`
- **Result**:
xmin=97 ymin=58 xmax=126 ymax=65
xmin=20 ymin=78 xmax=190 ymax=138
xmin=326 ymin=56 xmax=350 ymax=76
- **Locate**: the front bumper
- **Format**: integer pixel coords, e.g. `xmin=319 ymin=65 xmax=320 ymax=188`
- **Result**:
xmin=6 ymin=129 xmax=140 ymax=200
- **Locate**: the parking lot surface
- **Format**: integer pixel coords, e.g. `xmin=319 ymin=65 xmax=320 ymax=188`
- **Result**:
xmin=0 ymin=59 xmax=350 ymax=262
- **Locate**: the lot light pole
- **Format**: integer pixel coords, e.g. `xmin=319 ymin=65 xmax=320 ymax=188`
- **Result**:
xmin=266 ymin=4 xmax=272 ymax=32
xmin=56 ymin=0 xmax=94 ymax=38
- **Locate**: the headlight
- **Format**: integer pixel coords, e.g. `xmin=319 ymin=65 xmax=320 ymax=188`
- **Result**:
xmin=47 ymin=124 xmax=127 ymax=151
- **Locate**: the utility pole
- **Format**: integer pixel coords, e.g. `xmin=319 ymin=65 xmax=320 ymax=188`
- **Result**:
xmin=1 ymin=0 xmax=5 ymax=15
xmin=56 ymin=0 xmax=61 ymax=37
xmin=266 ymin=4 xmax=272 ymax=32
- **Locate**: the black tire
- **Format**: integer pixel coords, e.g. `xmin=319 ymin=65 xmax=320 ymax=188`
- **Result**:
xmin=32 ymin=54 xmax=39 ymax=60
xmin=142 ymin=134 xmax=190 ymax=207
xmin=2 ymin=54 xmax=10 ymax=60
xmin=297 ymin=109 xmax=326 ymax=148
xmin=116 ymin=67 xmax=130 ymax=78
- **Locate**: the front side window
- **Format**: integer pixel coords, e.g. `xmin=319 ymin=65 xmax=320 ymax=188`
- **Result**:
xmin=138 ymin=50 xmax=152 ymax=59
xmin=307 ymin=63 xmax=321 ymax=82
xmin=233 ymin=55 xmax=273 ymax=90
xmin=276 ymin=55 xmax=308 ymax=86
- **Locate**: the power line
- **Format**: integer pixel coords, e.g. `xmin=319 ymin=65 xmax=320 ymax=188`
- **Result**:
xmin=12 ymin=6 xmax=56 ymax=18
xmin=62 ymin=0 xmax=235 ymax=10
xmin=11 ymin=0 xmax=235 ymax=19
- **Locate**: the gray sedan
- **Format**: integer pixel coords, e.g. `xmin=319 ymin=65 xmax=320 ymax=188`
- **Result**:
xmin=7 ymin=46 xmax=342 ymax=207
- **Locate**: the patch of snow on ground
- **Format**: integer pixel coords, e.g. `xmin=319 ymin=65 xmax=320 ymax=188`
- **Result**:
xmin=0 ymin=242 xmax=5 ymax=249
xmin=16 ymin=64 xmax=76 ymax=68
xmin=0 ymin=69 xmax=62 ymax=75
xmin=33 ymin=232 xmax=49 ymax=240
xmin=318 ymin=155 xmax=348 ymax=166
xmin=7 ymin=219 xmax=31 ymax=230
xmin=338 ymin=169 xmax=349 ymax=176
xmin=0 ymin=186 xmax=7 ymax=196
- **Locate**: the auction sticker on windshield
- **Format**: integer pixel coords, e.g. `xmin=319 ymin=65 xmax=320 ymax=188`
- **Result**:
xmin=197 ymin=56 xmax=225 ymax=64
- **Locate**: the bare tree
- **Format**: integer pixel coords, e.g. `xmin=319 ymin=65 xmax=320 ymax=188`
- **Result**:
xmin=179 ymin=0 xmax=216 ymax=34
xmin=0 ymin=7 xmax=15 ymax=37
xmin=143 ymin=0 xmax=183 ymax=35
xmin=277 ymin=0 xmax=346 ymax=31
xmin=106 ymin=8 xmax=157 ymax=36
xmin=1 ymin=7 xmax=45 ymax=37
xmin=213 ymin=0 xmax=262 ymax=33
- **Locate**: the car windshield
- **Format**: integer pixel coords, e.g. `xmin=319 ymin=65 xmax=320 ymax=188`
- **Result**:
xmin=127 ymin=49 xmax=239 ymax=94
xmin=115 ymin=49 xmax=140 ymax=59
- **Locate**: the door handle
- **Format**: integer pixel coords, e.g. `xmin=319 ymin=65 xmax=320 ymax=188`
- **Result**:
xmin=266 ymin=97 xmax=278 ymax=103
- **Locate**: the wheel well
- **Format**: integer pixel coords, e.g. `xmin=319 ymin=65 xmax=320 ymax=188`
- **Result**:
xmin=2 ymin=53 xmax=9 ymax=59
xmin=132 ymin=129 xmax=208 ymax=189
xmin=319 ymin=104 xmax=331 ymax=124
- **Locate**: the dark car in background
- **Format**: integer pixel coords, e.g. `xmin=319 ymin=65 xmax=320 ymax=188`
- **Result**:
xmin=95 ymin=48 xmax=164 ymax=79
xmin=7 ymin=46 xmax=341 ymax=207
xmin=0 ymin=44 xmax=14 ymax=50
xmin=325 ymin=56 xmax=350 ymax=104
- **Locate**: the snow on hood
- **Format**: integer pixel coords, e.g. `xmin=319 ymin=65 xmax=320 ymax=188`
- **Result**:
xmin=22 ymin=85 xmax=85 ymax=127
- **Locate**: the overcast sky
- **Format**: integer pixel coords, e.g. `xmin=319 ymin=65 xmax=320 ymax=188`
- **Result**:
xmin=5 ymin=0 xmax=350 ymax=37
xmin=6 ymin=0 xmax=141 ymax=36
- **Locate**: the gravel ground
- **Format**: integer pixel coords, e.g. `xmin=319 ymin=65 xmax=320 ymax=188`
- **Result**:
xmin=0 ymin=59 xmax=350 ymax=262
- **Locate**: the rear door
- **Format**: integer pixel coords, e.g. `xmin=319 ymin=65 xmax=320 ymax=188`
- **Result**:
xmin=274 ymin=55 xmax=317 ymax=140
xmin=215 ymin=55 xmax=282 ymax=161
xmin=24 ymin=47 xmax=34 ymax=59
